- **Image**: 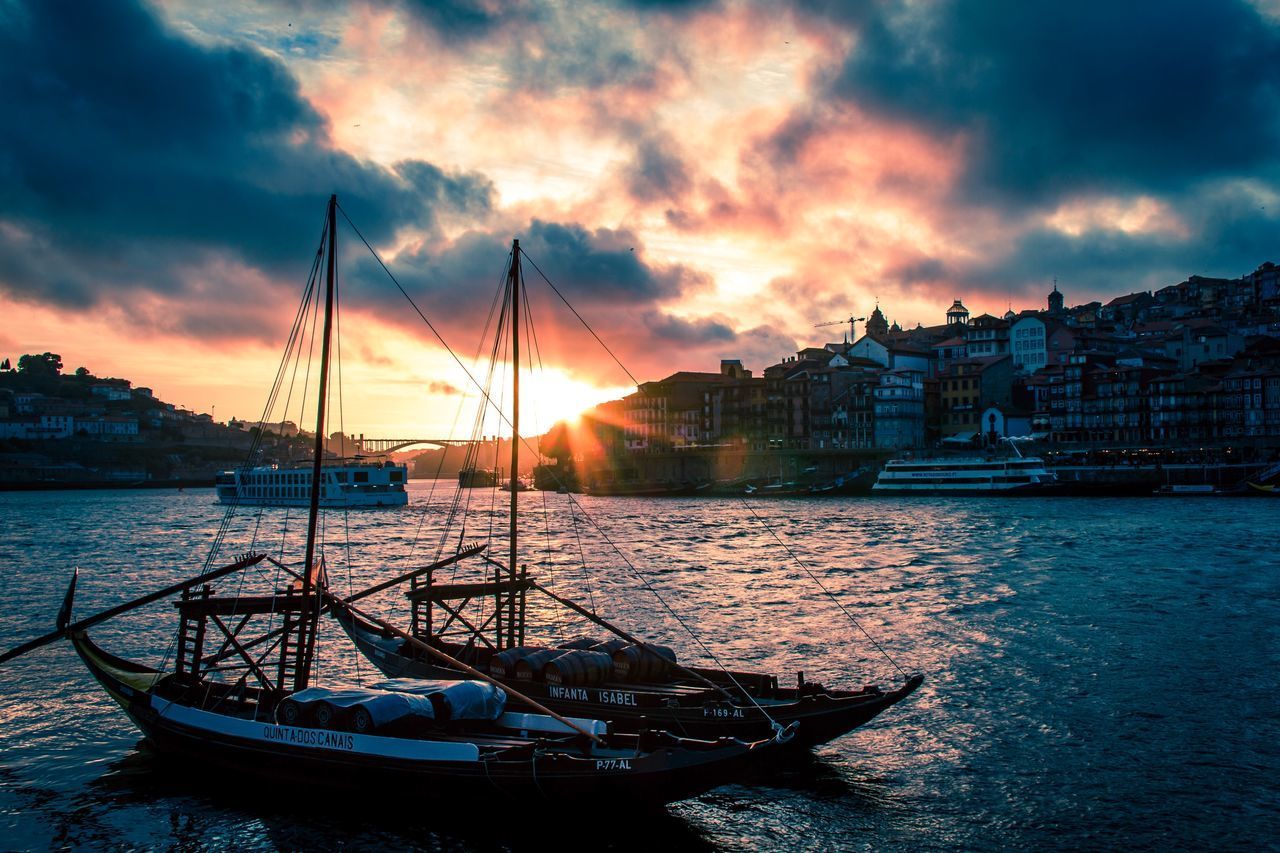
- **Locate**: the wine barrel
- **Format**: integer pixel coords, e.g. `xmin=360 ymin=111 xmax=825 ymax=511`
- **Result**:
xmin=313 ymin=701 xmax=339 ymax=729
xmin=543 ymin=650 xmax=613 ymax=687
xmin=277 ymin=697 xmax=304 ymax=726
xmin=556 ymin=636 xmax=601 ymax=651
xmin=489 ymin=646 xmax=543 ymax=678
xmin=514 ymin=648 xmax=570 ymax=681
xmin=589 ymin=638 xmax=629 ymax=656
xmin=612 ymin=644 xmax=676 ymax=682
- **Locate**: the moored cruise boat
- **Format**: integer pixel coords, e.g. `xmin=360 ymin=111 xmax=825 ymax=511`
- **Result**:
xmin=215 ymin=461 xmax=408 ymax=507
xmin=872 ymin=454 xmax=1059 ymax=496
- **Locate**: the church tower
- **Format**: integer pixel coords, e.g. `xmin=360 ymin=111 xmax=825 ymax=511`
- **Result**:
xmin=1048 ymin=280 xmax=1064 ymax=314
xmin=946 ymin=299 xmax=970 ymax=327
xmin=865 ymin=304 xmax=889 ymax=337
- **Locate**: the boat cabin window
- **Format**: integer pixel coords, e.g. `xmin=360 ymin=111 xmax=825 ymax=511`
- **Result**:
xmin=354 ymin=471 xmax=369 ymax=483
xmin=389 ymin=470 xmax=403 ymax=482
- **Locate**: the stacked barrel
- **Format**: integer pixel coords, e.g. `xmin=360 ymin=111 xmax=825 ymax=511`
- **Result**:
xmin=486 ymin=637 xmax=678 ymax=686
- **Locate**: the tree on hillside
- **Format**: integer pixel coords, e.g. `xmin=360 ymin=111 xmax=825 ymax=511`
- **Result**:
xmin=17 ymin=352 xmax=63 ymax=377
xmin=75 ymin=366 xmax=90 ymax=377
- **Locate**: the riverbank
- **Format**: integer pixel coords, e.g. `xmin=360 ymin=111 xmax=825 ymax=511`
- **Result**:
xmin=0 ymin=477 xmax=213 ymax=492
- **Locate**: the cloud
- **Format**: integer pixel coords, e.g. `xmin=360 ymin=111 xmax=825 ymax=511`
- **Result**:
xmin=357 ymin=219 xmax=702 ymax=319
xmin=819 ymin=0 xmax=1280 ymax=203
xmin=338 ymin=215 xmax=795 ymax=382
xmin=394 ymin=0 xmax=501 ymax=40
xmin=428 ymin=379 xmax=463 ymax=395
xmin=623 ymin=135 xmax=693 ymax=203
xmin=0 ymin=0 xmax=491 ymax=321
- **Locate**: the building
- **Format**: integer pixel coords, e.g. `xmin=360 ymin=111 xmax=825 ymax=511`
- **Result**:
xmin=625 ymin=371 xmax=728 ymax=452
xmin=937 ymin=356 xmax=1013 ymax=440
xmin=829 ymin=368 xmax=880 ymax=449
xmin=965 ymin=313 xmax=1010 ymax=359
xmin=945 ymin=299 xmax=970 ymax=328
xmin=873 ymin=370 xmax=925 ymax=449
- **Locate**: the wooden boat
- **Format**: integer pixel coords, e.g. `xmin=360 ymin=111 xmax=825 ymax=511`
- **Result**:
xmin=0 ymin=196 xmax=779 ymax=807
xmin=335 ymin=237 xmax=922 ymax=746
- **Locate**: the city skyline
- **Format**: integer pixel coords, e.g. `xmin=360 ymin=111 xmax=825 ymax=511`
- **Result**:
xmin=3 ymin=0 xmax=1279 ymax=435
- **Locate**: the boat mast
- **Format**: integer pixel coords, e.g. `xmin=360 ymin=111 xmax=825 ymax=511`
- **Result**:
xmin=506 ymin=239 xmax=520 ymax=650
xmin=293 ymin=193 xmax=338 ymax=691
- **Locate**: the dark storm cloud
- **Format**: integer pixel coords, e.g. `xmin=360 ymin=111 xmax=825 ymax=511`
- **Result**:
xmin=0 ymin=0 xmax=491 ymax=320
xmin=641 ymin=311 xmax=735 ymax=343
xmin=342 ymin=217 xmax=790 ymax=380
xmin=388 ymin=0 xmax=669 ymax=93
xmin=889 ymin=257 xmax=948 ymax=286
xmin=614 ymin=0 xmax=720 ymax=12
xmin=624 ymin=136 xmax=693 ymax=203
xmin=354 ymin=219 xmax=696 ymax=318
xmin=394 ymin=0 xmax=501 ymax=39
xmin=821 ymin=0 xmax=1280 ymax=202
xmin=937 ymin=188 xmax=1279 ymax=303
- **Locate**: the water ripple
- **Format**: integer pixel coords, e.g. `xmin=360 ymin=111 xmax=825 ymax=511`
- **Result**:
xmin=1 ymin=487 xmax=1277 ymax=848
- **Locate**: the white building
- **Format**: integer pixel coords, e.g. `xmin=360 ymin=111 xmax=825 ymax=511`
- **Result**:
xmin=1010 ymin=315 xmax=1048 ymax=373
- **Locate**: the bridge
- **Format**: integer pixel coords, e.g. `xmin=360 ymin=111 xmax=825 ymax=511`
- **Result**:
xmin=353 ymin=438 xmax=476 ymax=454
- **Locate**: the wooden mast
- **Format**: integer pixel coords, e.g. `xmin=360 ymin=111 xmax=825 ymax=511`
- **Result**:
xmin=506 ymin=239 xmax=520 ymax=650
xmin=292 ymin=192 xmax=338 ymax=691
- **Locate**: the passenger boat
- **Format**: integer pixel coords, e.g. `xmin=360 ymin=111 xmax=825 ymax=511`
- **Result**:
xmin=336 ymin=236 xmax=922 ymax=746
xmin=872 ymin=444 xmax=1059 ymax=496
xmin=215 ymin=461 xmax=408 ymax=507
xmin=0 ymin=196 xmax=778 ymax=806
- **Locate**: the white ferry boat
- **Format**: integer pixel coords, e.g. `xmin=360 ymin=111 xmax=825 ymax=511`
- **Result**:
xmin=872 ymin=452 xmax=1058 ymax=496
xmin=215 ymin=461 xmax=409 ymax=507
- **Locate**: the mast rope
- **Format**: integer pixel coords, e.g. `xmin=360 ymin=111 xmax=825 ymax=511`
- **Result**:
xmin=338 ymin=210 xmax=785 ymax=720
xmin=738 ymin=498 xmax=908 ymax=679
xmin=339 ymin=206 xmax=902 ymax=712
xmin=522 ymin=253 xmax=640 ymax=387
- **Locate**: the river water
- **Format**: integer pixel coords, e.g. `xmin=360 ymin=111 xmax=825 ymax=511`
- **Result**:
xmin=0 ymin=483 xmax=1276 ymax=850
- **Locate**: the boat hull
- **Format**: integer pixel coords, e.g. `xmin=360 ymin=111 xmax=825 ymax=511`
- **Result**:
xmin=336 ymin=610 xmax=922 ymax=747
xmin=869 ymin=482 xmax=1065 ymax=497
xmin=215 ymin=462 xmax=409 ymax=508
xmin=69 ymin=630 xmax=771 ymax=807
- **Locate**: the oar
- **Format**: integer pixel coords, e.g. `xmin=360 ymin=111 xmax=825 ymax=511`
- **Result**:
xmin=0 ymin=553 xmax=267 ymax=666
xmin=265 ymin=543 xmax=488 ymax=605
xmin=323 ymin=590 xmax=605 ymax=745
xmin=344 ymin=542 xmax=487 ymax=605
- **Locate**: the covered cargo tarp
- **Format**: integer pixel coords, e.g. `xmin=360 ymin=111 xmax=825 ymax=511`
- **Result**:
xmin=286 ymin=684 xmax=440 ymax=728
xmin=374 ymin=678 xmax=507 ymax=721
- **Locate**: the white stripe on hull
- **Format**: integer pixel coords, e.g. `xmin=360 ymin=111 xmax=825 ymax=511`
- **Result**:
xmin=150 ymin=696 xmax=480 ymax=762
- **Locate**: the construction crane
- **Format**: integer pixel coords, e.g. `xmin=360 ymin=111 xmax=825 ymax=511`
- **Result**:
xmin=814 ymin=315 xmax=866 ymax=342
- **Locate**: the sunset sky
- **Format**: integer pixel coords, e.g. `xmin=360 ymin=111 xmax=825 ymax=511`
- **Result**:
xmin=3 ymin=0 xmax=1279 ymax=437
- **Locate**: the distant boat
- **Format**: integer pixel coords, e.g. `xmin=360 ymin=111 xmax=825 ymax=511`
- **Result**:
xmin=215 ymin=461 xmax=408 ymax=508
xmin=873 ymin=444 xmax=1059 ymax=496
xmin=457 ymin=467 xmax=499 ymax=488
xmin=1243 ymin=460 xmax=1280 ymax=496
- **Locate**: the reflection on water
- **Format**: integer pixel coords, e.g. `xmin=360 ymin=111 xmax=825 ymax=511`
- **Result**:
xmin=1 ymin=485 xmax=1278 ymax=849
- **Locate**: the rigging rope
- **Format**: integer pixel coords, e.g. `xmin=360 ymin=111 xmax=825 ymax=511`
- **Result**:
xmin=338 ymin=204 xmax=907 ymax=709
xmin=737 ymin=498 xmax=908 ymax=679
xmin=337 ymin=210 xmax=786 ymax=720
xmin=522 ymin=253 xmax=640 ymax=387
